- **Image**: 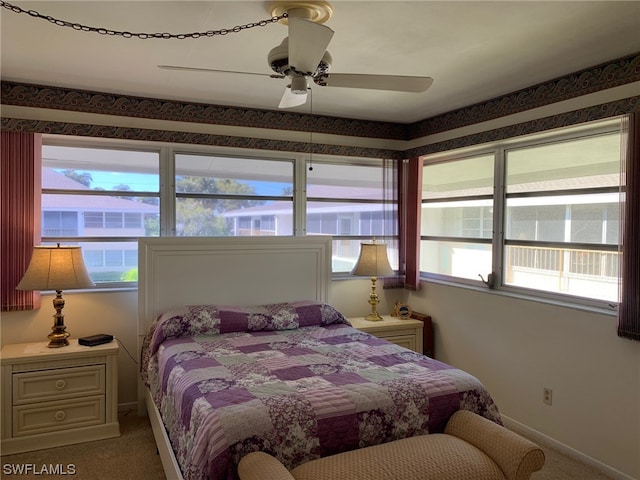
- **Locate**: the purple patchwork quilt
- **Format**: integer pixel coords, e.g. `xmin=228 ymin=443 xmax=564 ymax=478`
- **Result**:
xmin=141 ymin=301 xmax=501 ymax=480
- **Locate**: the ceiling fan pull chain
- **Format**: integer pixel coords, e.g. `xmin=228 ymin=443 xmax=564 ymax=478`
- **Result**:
xmin=0 ymin=0 xmax=287 ymax=40
xmin=308 ymin=89 xmax=314 ymax=172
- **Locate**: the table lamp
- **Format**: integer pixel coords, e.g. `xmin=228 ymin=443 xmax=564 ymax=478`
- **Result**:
xmin=351 ymin=242 xmax=394 ymax=321
xmin=16 ymin=244 xmax=94 ymax=347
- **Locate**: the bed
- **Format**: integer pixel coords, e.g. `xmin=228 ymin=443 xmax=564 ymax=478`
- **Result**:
xmin=138 ymin=236 xmax=501 ymax=480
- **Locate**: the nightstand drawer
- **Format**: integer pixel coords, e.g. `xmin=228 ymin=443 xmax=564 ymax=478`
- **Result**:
xmin=349 ymin=316 xmax=424 ymax=354
xmin=13 ymin=365 xmax=105 ymax=405
xmin=13 ymin=395 xmax=105 ymax=437
xmin=382 ymin=334 xmax=417 ymax=352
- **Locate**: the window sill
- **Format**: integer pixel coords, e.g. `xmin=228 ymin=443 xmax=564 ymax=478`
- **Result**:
xmin=419 ymin=277 xmax=617 ymax=318
xmin=38 ymin=285 xmax=138 ymax=295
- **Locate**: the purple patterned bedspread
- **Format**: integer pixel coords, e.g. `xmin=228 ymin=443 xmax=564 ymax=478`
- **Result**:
xmin=141 ymin=301 xmax=501 ymax=480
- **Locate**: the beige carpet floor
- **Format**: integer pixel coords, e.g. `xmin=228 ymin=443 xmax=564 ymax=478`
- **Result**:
xmin=531 ymin=445 xmax=616 ymax=480
xmin=1 ymin=411 xmax=616 ymax=480
xmin=1 ymin=410 xmax=166 ymax=480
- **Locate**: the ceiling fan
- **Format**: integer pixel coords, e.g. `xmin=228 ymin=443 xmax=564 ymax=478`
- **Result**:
xmin=158 ymin=1 xmax=433 ymax=109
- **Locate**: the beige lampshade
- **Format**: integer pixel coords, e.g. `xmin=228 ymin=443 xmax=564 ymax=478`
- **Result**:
xmin=351 ymin=243 xmax=395 ymax=277
xmin=16 ymin=245 xmax=95 ymax=291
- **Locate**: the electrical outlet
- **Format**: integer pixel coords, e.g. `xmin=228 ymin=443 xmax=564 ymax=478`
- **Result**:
xmin=543 ymin=387 xmax=553 ymax=406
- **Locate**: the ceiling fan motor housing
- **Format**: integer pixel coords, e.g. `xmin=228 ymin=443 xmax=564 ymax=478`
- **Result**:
xmin=268 ymin=37 xmax=332 ymax=77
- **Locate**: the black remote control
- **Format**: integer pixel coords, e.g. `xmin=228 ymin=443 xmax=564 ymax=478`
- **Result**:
xmin=78 ymin=334 xmax=113 ymax=346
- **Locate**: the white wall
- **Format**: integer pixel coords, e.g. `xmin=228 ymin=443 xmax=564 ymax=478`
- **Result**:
xmin=2 ymin=280 xmax=638 ymax=478
xmin=407 ymin=282 xmax=640 ymax=480
xmin=403 ymin=81 xmax=640 ymax=479
xmin=1 ymin=290 xmax=139 ymax=408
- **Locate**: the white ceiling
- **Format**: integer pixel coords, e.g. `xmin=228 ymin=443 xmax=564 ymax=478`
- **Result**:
xmin=1 ymin=1 xmax=639 ymax=124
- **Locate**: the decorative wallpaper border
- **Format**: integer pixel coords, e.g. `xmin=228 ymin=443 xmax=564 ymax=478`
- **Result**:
xmin=0 ymin=52 xmax=638 ymax=159
xmin=407 ymin=52 xmax=640 ymax=139
xmin=5 ymin=93 xmax=637 ymax=160
xmin=405 ymin=96 xmax=640 ymax=158
xmin=0 ymin=82 xmax=407 ymax=141
xmin=0 ymin=118 xmax=404 ymax=160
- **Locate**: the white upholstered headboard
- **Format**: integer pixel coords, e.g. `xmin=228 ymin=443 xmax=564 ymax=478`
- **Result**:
xmin=137 ymin=236 xmax=332 ymax=342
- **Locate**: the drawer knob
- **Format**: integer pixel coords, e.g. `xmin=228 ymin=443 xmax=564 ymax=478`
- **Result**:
xmin=55 ymin=379 xmax=66 ymax=390
xmin=54 ymin=410 xmax=66 ymax=421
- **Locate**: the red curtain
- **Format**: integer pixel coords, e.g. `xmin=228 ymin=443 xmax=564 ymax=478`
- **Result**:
xmin=618 ymin=112 xmax=640 ymax=340
xmin=1 ymin=131 xmax=42 ymax=311
xmin=400 ymin=157 xmax=422 ymax=290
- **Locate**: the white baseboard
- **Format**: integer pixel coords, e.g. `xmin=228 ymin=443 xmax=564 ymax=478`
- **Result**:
xmin=502 ymin=415 xmax=637 ymax=480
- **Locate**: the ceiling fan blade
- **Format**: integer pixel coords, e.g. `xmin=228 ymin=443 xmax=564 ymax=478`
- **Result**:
xmin=288 ymin=17 xmax=334 ymax=75
xmin=158 ymin=65 xmax=281 ymax=78
xmin=278 ymin=86 xmax=308 ymax=109
xmin=316 ymin=74 xmax=434 ymax=92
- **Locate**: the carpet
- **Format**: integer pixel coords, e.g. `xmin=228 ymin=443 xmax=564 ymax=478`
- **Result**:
xmin=1 ymin=410 xmax=166 ymax=480
xmin=1 ymin=410 xmax=616 ymax=480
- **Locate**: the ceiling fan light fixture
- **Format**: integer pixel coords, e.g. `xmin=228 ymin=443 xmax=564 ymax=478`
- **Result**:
xmin=290 ymin=75 xmax=308 ymax=94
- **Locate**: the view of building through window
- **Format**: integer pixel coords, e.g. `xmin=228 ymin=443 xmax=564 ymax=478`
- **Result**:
xmin=42 ymin=146 xmax=159 ymax=284
xmin=175 ymin=154 xmax=294 ymax=237
xmin=503 ymin=131 xmax=621 ymax=302
xmin=306 ymin=162 xmax=397 ymax=272
xmin=40 ymin=118 xmax=622 ymax=303
xmin=41 ymin=143 xmax=396 ymax=284
xmin=421 ymin=154 xmax=494 ymax=280
xmin=421 ymin=122 xmax=622 ymax=304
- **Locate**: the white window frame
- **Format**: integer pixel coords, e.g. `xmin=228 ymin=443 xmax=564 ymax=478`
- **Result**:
xmin=420 ymin=118 xmax=623 ymax=312
xmin=305 ymin=157 xmax=399 ymax=276
xmin=41 ymin=136 xmax=394 ymax=287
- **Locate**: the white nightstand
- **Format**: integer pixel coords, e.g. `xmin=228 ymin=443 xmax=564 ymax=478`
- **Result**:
xmin=349 ymin=315 xmax=424 ymax=354
xmin=0 ymin=339 xmax=120 ymax=454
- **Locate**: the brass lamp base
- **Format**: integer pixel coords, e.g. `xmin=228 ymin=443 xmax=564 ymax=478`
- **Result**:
xmin=364 ymin=311 xmax=383 ymax=321
xmin=47 ymin=290 xmax=70 ymax=348
xmin=363 ymin=276 xmax=384 ymax=321
xmin=48 ymin=329 xmax=71 ymax=348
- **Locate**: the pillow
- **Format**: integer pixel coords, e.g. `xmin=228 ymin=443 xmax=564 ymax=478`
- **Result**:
xmin=146 ymin=300 xmax=349 ymax=356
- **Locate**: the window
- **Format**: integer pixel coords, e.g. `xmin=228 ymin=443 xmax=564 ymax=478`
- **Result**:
xmin=175 ymin=154 xmax=293 ymax=237
xmin=42 ymin=140 xmax=395 ymax=286
xmin=307 ymin=160 xmax=398 ymax=274
xmin=42 ymin=144 xmax=160 ymax=285
xmin=43 ymin=211 xmax=78 ymax=236
xmin=504 ymin=130 xmax=621 ymax=302
xmin=420 ymin=154 xmax=494 ymax=281
xmin=421 ymin=119 xmax=623 ymax=307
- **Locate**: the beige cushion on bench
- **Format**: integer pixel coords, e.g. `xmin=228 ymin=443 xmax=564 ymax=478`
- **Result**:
xmin=238 ymin=410 xmax=545 ymax=480
xmin=290 ymin=434 xmax=506 ymax=480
